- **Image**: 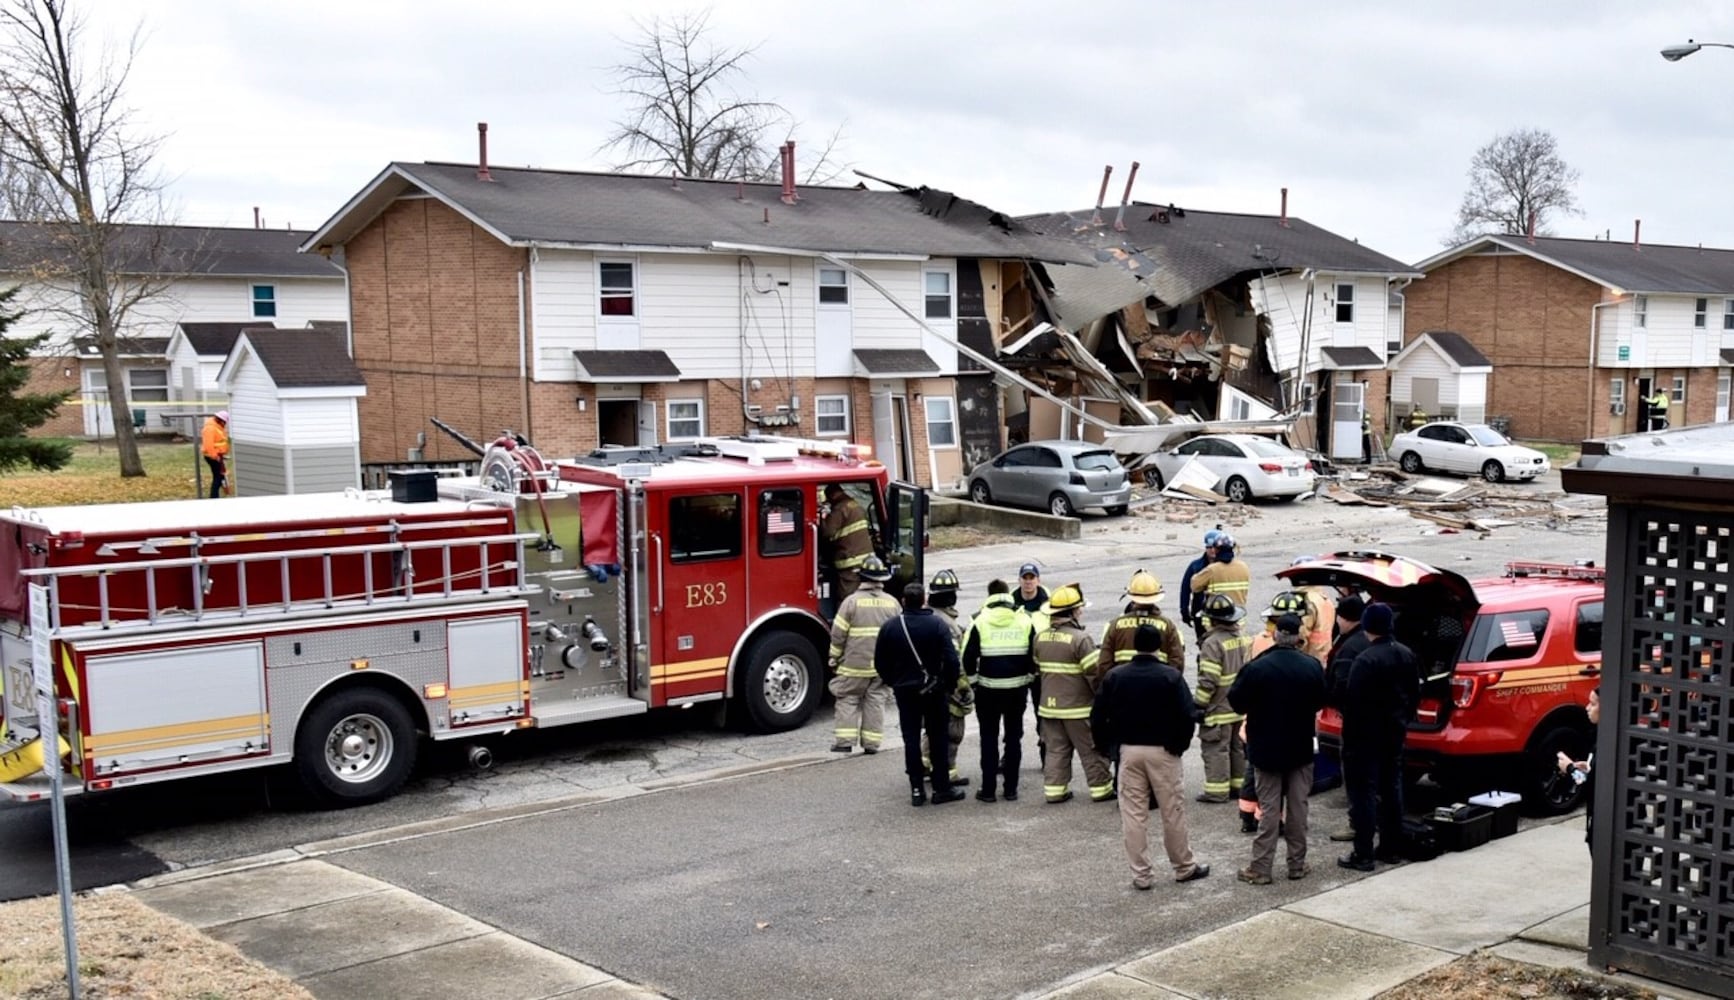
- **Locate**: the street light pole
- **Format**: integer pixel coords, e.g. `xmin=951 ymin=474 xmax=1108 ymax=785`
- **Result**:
xmin=1661 ymin=39 xmax=1734 ymax=61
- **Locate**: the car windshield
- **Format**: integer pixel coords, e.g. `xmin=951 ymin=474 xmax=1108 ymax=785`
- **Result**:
xmin=1240 ymin=438 xmax=1293 ymax=459
xmin=1073 ymin=450 xmax=1120 ymax=472
xmin=1466 ymin=425 xmax=1510 ymax=447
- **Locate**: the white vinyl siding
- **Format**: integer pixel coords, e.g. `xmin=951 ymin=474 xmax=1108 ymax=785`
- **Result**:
xmin=1600 ymin=294 xmax=1729 ymax=367
xmin=5 ymin=276 xmax=345 ymax=354
xmin=283 ymin=397 xmax=361 ymax=446
xmin=1390 ymin=340 xmax=1459 ymax=406
xmin=1250 ymin=273 xmax=1392 ymax=372
xmin=226 ymin=352 xmax=286 ymax=446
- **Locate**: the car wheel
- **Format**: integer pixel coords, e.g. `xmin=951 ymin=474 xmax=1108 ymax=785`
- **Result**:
xmin=1106 ymin=505 xmax=1128 ymax=517
xmin=1224 ymin=476 xmax=1251 ymax=503
xmin=1524 ymin=722 xmax=1592 ymax=815
xmin=1481 ymin=460 xmax=1505 ymax=483
xmin=1142 ymin=468 xmax=1164 ymax=490
xmin=969 ymin=479 xmax=991 ymax=505
xmin=295 ymin=686 xmax=419 ymax=808
xmin=1399 ymin=451 xmax=1423 ymax=474
xmin=737 ymin=632 xmax=822 ymax=733
xmin=1048 ymin=492 xmax=1076 ymax=518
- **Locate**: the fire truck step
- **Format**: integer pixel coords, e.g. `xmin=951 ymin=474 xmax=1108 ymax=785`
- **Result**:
xmin=532 ymin=694 xmax=649 ymax=729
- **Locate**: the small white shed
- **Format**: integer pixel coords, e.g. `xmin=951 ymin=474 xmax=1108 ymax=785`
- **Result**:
xmin=1389 ymin=330 xmax=1492 ymax=425
xmin=217 ymin=328 xmax=366 ymax=496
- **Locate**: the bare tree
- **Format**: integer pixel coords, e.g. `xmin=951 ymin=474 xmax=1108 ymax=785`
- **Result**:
xmin=0 ymin=0 xmax=175 ymax=477
xmin=1447 ymin=127 xmax=1582 ymax=246
xmin=601 ymin=9 xmax=845 ymax=184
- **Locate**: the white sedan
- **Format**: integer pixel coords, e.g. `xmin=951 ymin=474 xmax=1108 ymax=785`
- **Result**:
xmin=1390 ymin=422 xmax=1551 ymax=482
xmin=1142 ymin=433 xmax=1316 ymax=502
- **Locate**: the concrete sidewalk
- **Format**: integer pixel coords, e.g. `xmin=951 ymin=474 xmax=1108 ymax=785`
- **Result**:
xmin=127 ymin=810 xmax=1711 ymax=1000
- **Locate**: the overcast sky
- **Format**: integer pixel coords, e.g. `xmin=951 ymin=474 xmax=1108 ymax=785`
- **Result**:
xmin=82 ymin=0 xmax=1734 ymax=265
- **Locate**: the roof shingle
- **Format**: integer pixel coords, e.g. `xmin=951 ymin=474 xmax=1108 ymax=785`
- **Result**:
xmin=178 ymin=322 xmax=277 ymax=357
xmin=571 ymin=350 xmax=682 ymax=382
xmin=1429 ymin=235 xmax=1734 ymax=295
xmin=1419 ymin=330 xmax=1492 ymax=369
xmin=0 ymin=222 xmax=343 ymax=278
xmin=853 ymin=349 xmax=940 ymax=375
xmin=238 ymin=329 xmax=364 ymax=388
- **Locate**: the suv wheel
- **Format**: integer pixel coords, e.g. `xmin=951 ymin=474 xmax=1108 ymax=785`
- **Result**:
xmin=1524 ymin=722 xmax=1592 ymax=815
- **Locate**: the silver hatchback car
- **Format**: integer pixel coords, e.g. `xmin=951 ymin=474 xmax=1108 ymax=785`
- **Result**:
xmin=968 ymin=440 xmax=1132 ymax=517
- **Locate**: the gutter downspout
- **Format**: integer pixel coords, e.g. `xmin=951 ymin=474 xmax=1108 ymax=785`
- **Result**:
xmin=518 ymin=262 xmax=530 ymax=436
xmin=1587 ymin=297 xmax=1619 ymax=438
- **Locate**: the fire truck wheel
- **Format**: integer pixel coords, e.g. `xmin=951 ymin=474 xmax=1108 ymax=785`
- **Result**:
xmin=1524 ymin=722 xmax=1591 ymax=816
xmin=295 ymin=688 xmax=419 ymax=807
xmin=739 ymin=633 xmax=821 ymax=733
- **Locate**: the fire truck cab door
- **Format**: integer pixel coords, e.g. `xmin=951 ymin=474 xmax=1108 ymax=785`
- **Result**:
xmin=882 ymin=481 xmax=927 ymax=597
xmin=655 ymin=488 xmax=746 ymax=702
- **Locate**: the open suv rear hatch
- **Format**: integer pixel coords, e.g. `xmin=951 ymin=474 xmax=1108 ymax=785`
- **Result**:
xmin=1278 ymin=549 xmax=1480 ymax=732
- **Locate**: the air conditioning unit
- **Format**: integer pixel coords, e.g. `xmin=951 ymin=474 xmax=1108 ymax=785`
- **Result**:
xmin=1610 ymin=401 xmax=1626 ymax=416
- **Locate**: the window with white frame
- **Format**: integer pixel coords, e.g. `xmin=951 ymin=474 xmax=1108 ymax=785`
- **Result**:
xmin=1335 ymin=282 xmax=1355 ymax=323
xmin=1695 ymin=298 xmax=1709 ymax=328
xmin=251 ymin=284 xmax=276 ymax=318
xmin=667 ymin=398 xmax=704 ymax=439
xmin=1634 ymin=295 xmax=1648 ymax=328
xmin=599 ymin=261 xmax=636 ymax=317
xmin=817 ymin=267 xmax=849 ymax=306
xmin=815 ymin=394 xmax=849 ymax=435
xmin=1718 ymin=373 xmax=1730 ymax=412
xmin=1724 ymin=299 xmax=1734 ymax=330
xmin=1610 ymin=378 xmax=1625 ymax=410
xmin=924 ymin=395 xmax=957 ymax=447
xmin=923 ymin=271 xmax=953 ymax=320
xmin=1672 ymin=375 xmax=1687 ymax=403
xmin=1229 ymin=395 xmax=1251 ymax=420
xmin=128 ymin=368 xmax=169 ymax=403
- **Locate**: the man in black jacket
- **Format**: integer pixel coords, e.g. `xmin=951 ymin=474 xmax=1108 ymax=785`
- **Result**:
xmin=1092 ymin=625 xmax=1209 ymax=889
xmin=1336 ymin=602 xmax=1420 ymax=871
xmin=875 ymin=582 xmax=966 ymax=807
xmin=1228 ymin=614 xmax=1328 ymax=884
xmin=1325 ymin=595 xmax=1369 ymax=709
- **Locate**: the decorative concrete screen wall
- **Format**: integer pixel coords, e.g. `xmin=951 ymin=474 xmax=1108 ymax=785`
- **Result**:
xmin=1563 ymin=423 xmax=1734 ymax=998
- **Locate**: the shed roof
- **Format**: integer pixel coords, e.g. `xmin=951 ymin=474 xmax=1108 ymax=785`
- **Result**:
xmin=1319 ymin=346 xmax=1386 ymax=370
xmin=1420 ymin=330 xmax=1492 ymax=368
xmin=177 ymin=322 xmax=278 ymax=357
xmin=853 ymin=348 xmax=940 ymax=377
xmin=227 ymin=328 xmax=364 ymax=389
xmin=304 ymin=163 xmax=1095 ymax=265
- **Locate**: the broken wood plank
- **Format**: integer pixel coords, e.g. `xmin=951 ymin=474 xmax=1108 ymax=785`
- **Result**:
xmin=1412 ymin=510 xmax=1472 ymax=529
xmin=1174 ymin=484 xmax=1228 ymax=503
xmin=1322 ymin=484 xmax=1389 ymax=506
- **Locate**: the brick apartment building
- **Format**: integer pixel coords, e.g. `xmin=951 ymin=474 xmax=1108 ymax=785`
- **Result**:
xmin=1409 ymin=232 xmax=1734 ymax=442
xmin=300 ymin=144 xmax=1091 ymax=489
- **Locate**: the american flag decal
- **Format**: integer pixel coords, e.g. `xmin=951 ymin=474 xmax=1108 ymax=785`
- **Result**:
xmin=767 ymin=509 xmax=796 ymax=534
xmin=1500 ymin=619 xmax=1537 ymax=648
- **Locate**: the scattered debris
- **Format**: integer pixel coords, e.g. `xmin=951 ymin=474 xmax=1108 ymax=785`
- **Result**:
xmin=1320 ymin=466 xmax=1607 ymax=532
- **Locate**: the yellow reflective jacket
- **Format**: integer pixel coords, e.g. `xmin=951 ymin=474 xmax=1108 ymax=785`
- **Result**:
xmin=828 ymin=583 xmax=899 ymax=678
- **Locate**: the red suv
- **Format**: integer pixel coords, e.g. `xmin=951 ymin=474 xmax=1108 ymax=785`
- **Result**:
xmin=1281 ymin=551 xmax=1602 ymax=814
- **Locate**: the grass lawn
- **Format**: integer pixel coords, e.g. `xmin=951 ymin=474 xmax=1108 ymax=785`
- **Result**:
xmin=3 ymin=438 xmax=206 ymax=507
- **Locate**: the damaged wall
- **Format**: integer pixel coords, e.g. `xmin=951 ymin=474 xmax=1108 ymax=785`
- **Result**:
xmin=956 ymin=259 xmax=1003 ymax=470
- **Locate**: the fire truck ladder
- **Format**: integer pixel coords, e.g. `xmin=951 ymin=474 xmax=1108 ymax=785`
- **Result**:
xmin=22 ymin=529 xmax=542 ymax=638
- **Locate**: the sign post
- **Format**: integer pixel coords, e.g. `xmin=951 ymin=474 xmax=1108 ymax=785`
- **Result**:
xmin=29 ymin=583 xmax=79 ymax=999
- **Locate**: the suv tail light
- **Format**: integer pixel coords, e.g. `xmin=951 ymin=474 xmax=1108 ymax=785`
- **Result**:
xmin=1415 ymin=697 xmax=1444 ymax=726
xmin=1449 ymin=672 xmax=1502 ymax=709
xmin=1258 ymin=462 xmax=1283 ymax=473
xmin=1068 ymin=472 xmax=1086 ymax=486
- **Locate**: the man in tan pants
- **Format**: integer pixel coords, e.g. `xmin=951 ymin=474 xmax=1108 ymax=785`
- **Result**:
xmin=1034 ymin=585 xmax=1114 ymax=804
xmin=827 ymin=555 xmax=898 ymax=753
xmin=1092 ymin=624 xmax=1210 ymax=888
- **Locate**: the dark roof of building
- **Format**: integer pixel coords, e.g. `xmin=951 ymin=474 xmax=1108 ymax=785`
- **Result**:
xmin=1021 ymin=204 xmax=1420 ymax=323
xmin=854 ymin=348 xmax=940 ymax=375
xmin=1319 ymin=346 xmax=1386 ymax=370
xmin=571 ymin=349 xmax=682 ymax=382
xmin=0 ymin=222 xmax=343 ymax=278
xmin=1419 ymin=234 xmax=1734 ymax=295
xmin=1723 ymin=348 xmax=1734 ymax=366
xmin=1420 ymin=330 xmax=1492 ymax=368
xmin=304 ymin=320 xmax=349 ymax=337
xmin=72 ymin=335 xmax=168 ymax=358
xmin=238 ymin=329 xmax=364 ymax=388
xmin=178 ymin=322 xmax=278 ymax=357
xmin=304 ymin=163 xmax=1096 ymax=265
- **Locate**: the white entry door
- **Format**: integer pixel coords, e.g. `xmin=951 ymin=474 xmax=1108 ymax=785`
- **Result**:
xmin=637 ymin=401 xmax=658 ymax=447
xmin=1331 ymin=381 xmax=1364 ymax=461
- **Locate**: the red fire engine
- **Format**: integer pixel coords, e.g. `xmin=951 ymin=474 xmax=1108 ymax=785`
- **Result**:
xmin=0 ymin=432 xmax=926 ymax=807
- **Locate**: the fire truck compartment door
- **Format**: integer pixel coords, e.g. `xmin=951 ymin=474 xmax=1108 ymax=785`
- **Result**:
xmin=83 ymin=641 xmax=268 ymax=772
xmin=447 ymin=615 xmax=526 ymax=722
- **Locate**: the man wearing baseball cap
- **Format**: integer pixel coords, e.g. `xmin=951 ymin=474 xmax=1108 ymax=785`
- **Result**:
xmin=1015 ymin=563 xmax=1050 ymax=760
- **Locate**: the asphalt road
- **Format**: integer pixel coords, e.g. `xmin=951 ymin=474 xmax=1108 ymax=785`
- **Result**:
xmin=0 ymin=471 xmax=1605 ymax=905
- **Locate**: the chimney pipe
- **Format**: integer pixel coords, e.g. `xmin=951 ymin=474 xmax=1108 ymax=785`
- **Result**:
xmin=1633 ymin=218 xmax=1641 ymax=251
xmin=780 ymin=141 xmax=798 ymax=205
xmin=1113 ymin=161 xmax=1140 ymax=232
xmin=476 ymin=123 xmax=492 ymax=182
xmin=1279 ymin=188 xmax=1290 ymax=228
xmin=1526 ymin=211 xmax=1537 ymax=244
xmin=736 ymin=180 xmax=745 ymax=201
xmin=1091 ymin=165 xmax=1113 ymax=225
xmin=253 ymin=206 xmax=261 ymax=230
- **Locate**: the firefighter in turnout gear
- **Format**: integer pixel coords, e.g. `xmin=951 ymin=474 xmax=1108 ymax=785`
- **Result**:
xmin=827 ymin=555 xmax=898 ymax=753
xmin=1099 ymin=569 xmax=1186 ymax=671
xmin=1035 ymin=584 xmax=1114 ymax=803
xmin=963 ymin=580 xmax=1037 ymax=801
xmin=1194 ymin=593 xmax=1251 ymax=803
xmin=1251 ymin=591 xmax=1311 ymax=659
xmin=1188 ymin=533 xmax=1250 ymax=623
xmin=821 ymin=483 xmax=874 ymax=600
xmin=921 ymin=569 xmax=972 ymax=788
